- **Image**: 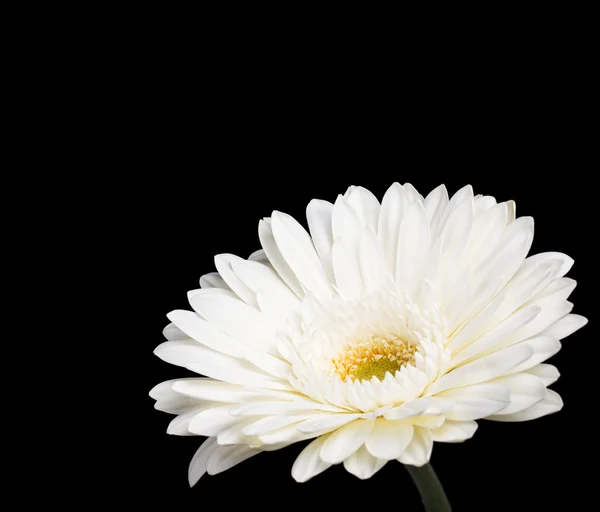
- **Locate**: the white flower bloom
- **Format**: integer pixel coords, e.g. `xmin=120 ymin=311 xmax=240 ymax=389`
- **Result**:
xmin=151 ymin=183 xmax=587 ymax=486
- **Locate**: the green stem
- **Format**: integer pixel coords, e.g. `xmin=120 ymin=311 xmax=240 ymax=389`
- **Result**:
xmin=405 ymin=463 xmax=451 ymax=512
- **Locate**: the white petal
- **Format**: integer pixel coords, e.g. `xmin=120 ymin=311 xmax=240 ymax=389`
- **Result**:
xmin=504 ymin=299 xmax=573 ymax=345
xmin=167 ymin=310 xmax=247 ymax=358
xmin=271 ymin=211 xmax=332 ymax=301
xmin=475 ymin=195 xmax=497 ymax=209
xmin=188 ymin=438 xmax=218 ymax=487
xmin=536 ymin=277 xmax=576 ymax=301
xmin=451 ymin=306 xmax=540 ymax=365
xmin=384 ymin=397 xmax=430 ymax=420
xmin=153 ymin=386 xmax=204 ymax=415
xmin=462 ymin=257 xmax=551 ymax=331
xmin=217 ymin=418 xmax=259 ymax=445
xmin=439 ymin=196 xmax=473 ymax=267
xmin=230 ymin=258 xmax=300 ymax=312
xmin=200 ymin=272 xmax=229 ymax=290
xmin=248 ymin=249 xmax=270 ymax=265
xmin=397 ymin=426 xmax=433 ymax=467
xmin=449 ymin=184 xmax=474 ymax=204
xmin=403 ymin=415 xmax=445 ymax=429
xmin=359 ymin=228 xmax=391 ymax=292
xmin=507 ymin=335 xmax=561 ymax=374
xmin=255 ymin=290 xmax=300 ymax=330
xmin=425 ymin=184 xmax=449 ymax=237
xmin=154 ymin=399 xmax=204 ymax=415
xmin=153 ymin=339 xmax=209 ymax=368
xmin=457 ymin=217 xmax=534 ymax=324
xmin=423 ymin=398 xmax=454 ymax=415
xmin=395 ymin=201 xmax=430 ymax=295
xmin=402 ymin=182 xmax=424 ymax=203
xmin=524 ymin=364 xmax=560 ymax=386
xmin=189 ymin=291 xmax=278 ymax=354
xmin=430 ymin=420 xmax=478 ymax=443
xmin=424 ymin=184 xmax=448 ymax=223
xmin=487 ymin=389 xmax=563 ymax=422
xmin=520 ymin=252 xmax=574 ymax=278
xmin=167 ymin=407 xmax=211 ymax=435
xmin=292 ymin=435 xmax=332 ymax=482
xmin=428 ymin=344 xmax=533 ymax=395
xmin=435 ymin=383 xmax=511 ymax=421
xmin=466 ymin=203 xmax=507 ymax=267
xmin=245 ymin=350 xmax=291 ymax=379
xmin=320 ymin=419 xmax=375 ymax=464
xmin=162 ymin=323 xmax=187 ymax=341
xmin=475 ymin=216 xmax=534 ymax=279
xmin=188 ymin=405 xmax=238 ymax=436
xmin=306 ymin=199 xmax=335 ymax=281
xmin=207 ymin=444 xmax=260 ymax=475
xmin=378 ymin=183 xmax=406 ymax=277
xmin=214 ymin=254 xmax=258 ymax=307
xmin=343 ymin=445 xmax=387 ymax=479
xmin=365 ymin=419 xmax=414 ymax=460
xmin=345 ymin=186 xmax=380 ymax=231
xmin=506 ymin=200 xmax=516 ymax=223
xmin=332 ymin=238 xmax=363 ymax=299
xmin=171 ymin=380 xmax=245 ymax=403
xmin=297 ymin=413 xmax=362 ymax=434
xmin=149 ymin=379 xmax=183 ymax=400
xmin=513 ymin=255 xmax=573 ymax=303
xmin=260 ymin=441 xmax=294 ymax=452
xmin=332 ymin=194 xmax=363 ymax=255
xmin=230 ymin=400 xmax=339 ymax=416
xmin=542 ymin=314 xmax=587 ymax=340
xmin=155 ymin=340 xmax=287 ymax=389
xmin=257 ymin=423 xmax=311 ymax=445
xmin=487 ymin=373 xmax=546 ymax=415
xmin=243 ymin=412 xmax=324 ymax=436
xmin=258 ymin=219 xmax=303 ymax=297
xmin=186 ymin=288 xmax=204 ymax=301
xmin=451 ymin=212 xmax=536 ymax=332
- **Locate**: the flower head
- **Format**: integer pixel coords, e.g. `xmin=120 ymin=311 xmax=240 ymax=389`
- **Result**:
xmin=151 ymin=183 xmax=586 ymax=485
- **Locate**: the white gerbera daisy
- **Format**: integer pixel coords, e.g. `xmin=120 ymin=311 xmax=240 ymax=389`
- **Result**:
xmin=151 ymin=183 xmax=586 ymax=487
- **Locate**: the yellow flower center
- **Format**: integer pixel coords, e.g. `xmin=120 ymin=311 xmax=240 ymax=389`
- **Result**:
xmin=332 ymin=335 xmax=418 ymax=382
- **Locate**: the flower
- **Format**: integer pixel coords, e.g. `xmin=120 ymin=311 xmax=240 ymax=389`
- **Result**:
xmin=151 ymin=183 xmax=587 ymax=486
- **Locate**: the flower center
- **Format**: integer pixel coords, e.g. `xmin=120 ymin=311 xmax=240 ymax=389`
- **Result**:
xmin=331 ymin=335 xmax=418 ymax=382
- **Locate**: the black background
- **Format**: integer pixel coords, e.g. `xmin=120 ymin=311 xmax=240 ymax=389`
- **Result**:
xmin=135 ymin=156 xmax=593 ymax=510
